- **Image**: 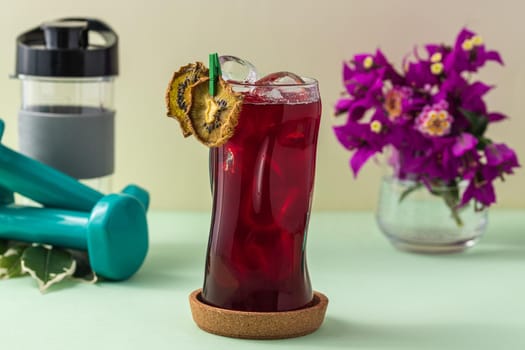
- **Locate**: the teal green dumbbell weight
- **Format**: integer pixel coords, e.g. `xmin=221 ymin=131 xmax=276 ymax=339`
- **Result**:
xmin=0 ymin=119 xmax=149 ymax=211
xmin=0 ymin=194 xmax=148 ymax=280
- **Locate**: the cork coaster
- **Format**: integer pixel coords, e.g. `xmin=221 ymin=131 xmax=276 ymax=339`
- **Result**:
xmin=189 ymin=289 xmax=329 ymax=339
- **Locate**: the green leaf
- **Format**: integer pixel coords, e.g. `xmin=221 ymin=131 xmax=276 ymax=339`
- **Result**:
xmin=0 ymin=240 xmax=7 ymax=255
xmin=399 ymin=183 xmax=423 ymax=203
xmin=476 ymin=136 xmax=492 ymax=151
xmin=460 ymin=108 xmax=488 ymax=138
xmin=0 ymin=244 xmax=27 ymax=279
xmin=21 ymin=245 xmax=76 ymax=293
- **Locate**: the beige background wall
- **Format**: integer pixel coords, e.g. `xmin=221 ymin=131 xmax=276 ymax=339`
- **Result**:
xmin=0 ymin=0 xmax=523 ymax=210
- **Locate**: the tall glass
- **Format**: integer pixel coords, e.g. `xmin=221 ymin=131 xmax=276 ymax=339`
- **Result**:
xmin=203 ymin=78 xmax=322 ymax=312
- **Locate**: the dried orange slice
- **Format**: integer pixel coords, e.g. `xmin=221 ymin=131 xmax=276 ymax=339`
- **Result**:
xmin=187 ymin=77 xmax=243 ymax=147
xmin=165 ymin=62 xmax=208 ymax=137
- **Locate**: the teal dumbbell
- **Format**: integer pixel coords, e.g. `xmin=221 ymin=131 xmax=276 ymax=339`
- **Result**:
xmin=0 ymin=185 xmax=14 ymax=205
xmin=0 ymin=194 xmax=148 ymax=280
xmin=0 ymin=119 xmax=149 ymax=211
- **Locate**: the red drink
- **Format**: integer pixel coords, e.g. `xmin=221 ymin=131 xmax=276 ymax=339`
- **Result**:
xmin=202 ymin=81 xmax=322 ymax=312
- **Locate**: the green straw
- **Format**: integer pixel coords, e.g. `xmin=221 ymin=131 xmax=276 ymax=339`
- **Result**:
xmin=209 ymin=53 xmax=222 ymax=96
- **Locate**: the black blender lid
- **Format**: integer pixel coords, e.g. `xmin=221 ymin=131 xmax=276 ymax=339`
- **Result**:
xmin=16 ymin=18 xmax=118 ymax=78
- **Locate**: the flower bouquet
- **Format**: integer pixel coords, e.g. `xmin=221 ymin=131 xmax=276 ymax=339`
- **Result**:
xmin=334 ymin=29 xmax=519 ymax=249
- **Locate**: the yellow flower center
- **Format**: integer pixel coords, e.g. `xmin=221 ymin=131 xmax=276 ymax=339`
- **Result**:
xmin=423 ymin=112 xmax=451 ymax=136
xmin=384 ymin=90 xmax=403 ymax=120
xmin=430 ymin=62 xmax=444 ymax=75
xmin=472 ymin=35 xmax=483 ymax=46
xmin=370 ymin=120 xmax=382 ymax=133
xmin=462 ymin=39 xmax=474 ymax=51
xmin=430 ymin=52 xmax=442 ymax=63
xmin=363 ymin=56 xmax=374 ymax=69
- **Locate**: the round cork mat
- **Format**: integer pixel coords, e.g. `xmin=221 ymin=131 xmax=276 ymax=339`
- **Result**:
xmin=189 ymin=289 xmax=329 ymax=339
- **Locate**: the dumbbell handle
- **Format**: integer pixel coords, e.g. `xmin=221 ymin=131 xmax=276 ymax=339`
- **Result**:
xmin=0 ymin=206 xmax=88 ymax=250
xmin=0 ymin=120 xmax=148 ymax=212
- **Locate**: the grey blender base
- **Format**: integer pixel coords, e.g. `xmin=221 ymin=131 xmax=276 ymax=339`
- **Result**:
xmin=19 ymin=107 xmax=115 ymax=179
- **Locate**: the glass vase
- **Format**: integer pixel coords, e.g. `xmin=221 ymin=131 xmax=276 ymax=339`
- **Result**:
xmin=376 ymin=176 xmax=488 ymax=253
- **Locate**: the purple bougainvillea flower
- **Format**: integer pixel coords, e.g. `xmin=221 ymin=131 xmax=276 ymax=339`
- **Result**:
xmin=460 ymin=81 xmax=492 ymax=115
xmin=335 ymin=98 xmax=352 ymax=114
xmin=461 ymin=177 xmax=496 ymax=207
xmin=485 ymin=143 xmax=520 ymax=174
xmin=335 ymin=97 xmax=371 ymax=120
xmin=433 ymin=71 xmax=466 ymax=103
xmin=334 ymin=110 xmax=393 ymax=176
xmin=434 ymin=75 xmax=490 ymax=111
xmin=445 ymin=28 xmax=504 ymax=73
xmin=415 ymin=102 xmax=454 ymax=137
xmin=338 ymin=58 xmax=387 ymax=120
xmin=343 ymin=49 xmax=399 ymax=83
xmin=452 ymin=133 xmax=478 ymax=157
xmin=334 ymin=115 xmax=387 ymax=151
xmin=350 ymin=147 xmax=377 ymax=177
xmin=333 ymin=28 xmax=518 ymax=210
xmin=333 ymin=120 xmax=368 ymax=150
xmin=383 ymin=88 xmax=406 ymax=121
xmin=405 ymin=61 xmax=438 ymax=88
xmin=383 ymin=87 xmax=426 ymax=124
xmin=433 ymin=75 xmax=492 ymax=130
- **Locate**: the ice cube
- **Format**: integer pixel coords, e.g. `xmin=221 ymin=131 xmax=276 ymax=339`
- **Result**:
xmin=250 ymin=86 xmax=285 ymax=103
xmin=219 ymin=55 xmax=259 ymax=83
xmin=268 ymin=88 xmax=283 ymax=100
xmin=252 ymin=72 xmax=308 ymax=103
xmin=255 ymin=71 xmax=305 ymax=85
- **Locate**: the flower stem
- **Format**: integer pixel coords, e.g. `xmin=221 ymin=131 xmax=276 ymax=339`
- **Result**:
xmin=441 ymin=189 xmax=464 ymax=227
xmin=449 ymin=205 xmax=464 ymax=227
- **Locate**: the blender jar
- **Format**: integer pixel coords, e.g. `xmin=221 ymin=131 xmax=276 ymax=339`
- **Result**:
xmin=15 ymin=18 xmax=118 ymax=193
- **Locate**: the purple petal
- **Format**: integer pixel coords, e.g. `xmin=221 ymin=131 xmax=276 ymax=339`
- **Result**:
xmin=481 ymin=165 xmax=501 ymax=182
xmin=335 ymin=98 xmax=352 ymax=114
xmin=333 ymin=120 xmax=369 ymax=150
xmin=460 ymin=179 xmax=496 ymax=207
xmin=485 ymin=50 xmax=504 ymax=65
xmin=485 ymin=143 xmax=520 ymax=170
xmin=455 ymin=28 xmax=476 ymax=48
xmin=350 ymin=147 xmax=376 ymax=177
xmin=464 ymin=82 xmax=492 ymax=100
xmin=485 ymin=143 xmax=509 ymax=166
xmin=453 ymin=133 xmax=478 ymax=157
xmin=374 ymin=49 xmax=389 ymax=66
xmin=405 ymin=61 xmax=437 ymax=87
xmin=488 ymin=112 xmax=507 ymax=122
xmin=333 ymin=125 xmax=357 ymax=150
xmin=353 ymin=53 xmax=375 ymax=71
xmin=348 ymin=99 xmax=373 ymax=120
xmin=343 ymin=62 xmax=354 ymax=81
xmin=460 ymin=181 xmax=476 ymax=206
xmin=425 ymin=44 xmax=441 ymax=56
xmin=477 ymin=182 xmax=496 ymax=206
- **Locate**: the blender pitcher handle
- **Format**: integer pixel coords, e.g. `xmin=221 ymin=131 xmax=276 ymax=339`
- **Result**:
xmin=16 ymin=17 xmax=118 ymax=78
xmin=61 ymin=17 xmax=118 ymax=46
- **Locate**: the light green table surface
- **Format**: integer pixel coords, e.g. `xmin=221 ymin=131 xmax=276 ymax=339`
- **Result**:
xmin=3 ymin=210 xmax=525 ymax=349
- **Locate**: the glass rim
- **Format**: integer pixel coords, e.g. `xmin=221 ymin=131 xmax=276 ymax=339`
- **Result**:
xmin=228 ymin=76 xmax=319 ymax=88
